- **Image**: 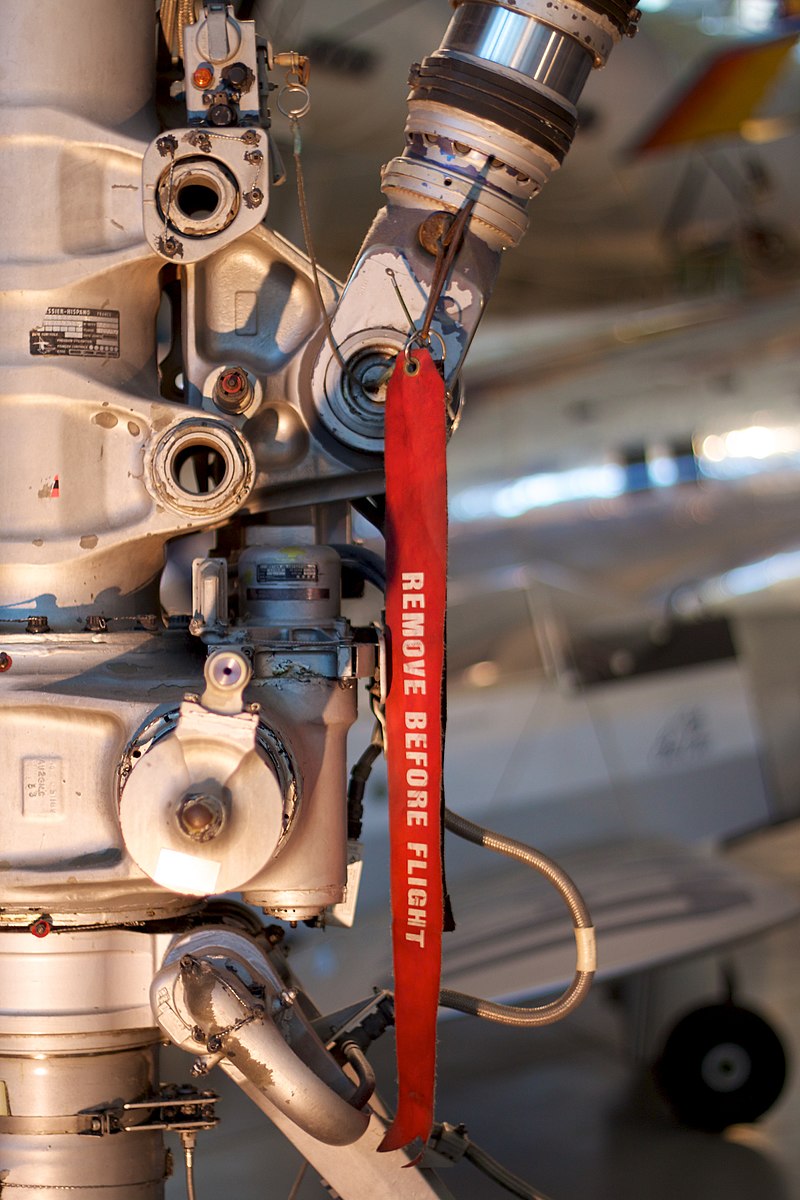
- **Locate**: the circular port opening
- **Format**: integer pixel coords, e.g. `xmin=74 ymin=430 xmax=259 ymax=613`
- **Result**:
xmin=150 ymin=418 xmax=254 ymax=517
xmin=171 ymin=442 xmax=229 ymax=496
xmin=158 ymin=157 xmax=239 ymax=237
xmin=176 ymin=181 xmax=221 ymax=221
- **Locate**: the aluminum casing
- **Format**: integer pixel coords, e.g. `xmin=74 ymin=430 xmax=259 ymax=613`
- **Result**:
xmin=0 ymin=633 xmax=356 ymax=924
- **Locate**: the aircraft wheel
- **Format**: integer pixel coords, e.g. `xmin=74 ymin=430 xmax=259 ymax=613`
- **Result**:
xmin=653 ymin=1003 xmax=787 ymax=1132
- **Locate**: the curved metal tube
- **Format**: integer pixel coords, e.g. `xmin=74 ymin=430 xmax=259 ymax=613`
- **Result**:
xmin=179 ymin=956 xmax=370 ymax=1147
xmin=440 ymin=808 xmax=596 ymax=1026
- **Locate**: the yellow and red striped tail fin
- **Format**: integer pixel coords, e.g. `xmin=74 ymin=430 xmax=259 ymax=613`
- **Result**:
xmin=630 ymin=34 xmax=799 ymax=155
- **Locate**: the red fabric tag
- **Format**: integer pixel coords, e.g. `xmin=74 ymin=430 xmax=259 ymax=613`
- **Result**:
xmin=378 ymin=347 xmax=447 ymax=1153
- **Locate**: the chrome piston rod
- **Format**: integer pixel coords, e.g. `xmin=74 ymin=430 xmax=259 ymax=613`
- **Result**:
xmin=384 ymin=0 xmax=640 ymax=248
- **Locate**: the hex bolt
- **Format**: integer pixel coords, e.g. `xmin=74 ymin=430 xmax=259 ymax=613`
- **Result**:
xmin=212 ymin=367 xmax=252 ymax=414
xmin=222 ymin=62 xmax=254 ymax=92
xmin=26 ymin=616 xmax=50 ymax=634
xmin=30 ymin=915 xmax=52 ymax=938
xmin=157 ymin=135 xmax=178 ymax=157
xmin=177 ymin=790 xmax=225 ymax=843
xmin=85 ymin=614 xmax=107 ymax=633
xmin=157 ymin=235 xmax=184 ymax=260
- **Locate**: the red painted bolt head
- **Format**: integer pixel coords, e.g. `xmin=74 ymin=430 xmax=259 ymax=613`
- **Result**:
xmin=213 ymin=367 xmax=252 ymax=414
xmin=220 ymin=369 xmax=246 ymax=395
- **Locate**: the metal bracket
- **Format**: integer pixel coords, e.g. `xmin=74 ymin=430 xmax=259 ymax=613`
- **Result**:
xmin=205 ymin=2 xmax=232 ymax=63
xmin=191 ymin=558 xmax=229 ymax=637
xmin=421 ymin=1122 xmax=471 ymax=1169
xmin=0 ymin=1086 xmax=219 ymax=1139
xmin=312 ymin=989 xmax=395 ymax=1050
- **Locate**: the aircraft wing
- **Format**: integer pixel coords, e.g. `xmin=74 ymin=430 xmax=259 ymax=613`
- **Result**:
xmin=288 ymin=833 xmax=800 ymax=1014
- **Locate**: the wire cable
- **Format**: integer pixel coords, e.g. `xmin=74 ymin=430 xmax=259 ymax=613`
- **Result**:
xmin=464 ymin=1139 xmax=554 ymax=1200
xmin=291 ymin=122 xmax=352 ymax=379
xmin=180 ymin=1132 xmax=198 ymax=1200
xmin=440 ymin=809 xmax=596 ymax=1027
xmin=286 ymin=1161 xmax=307 ymax=1200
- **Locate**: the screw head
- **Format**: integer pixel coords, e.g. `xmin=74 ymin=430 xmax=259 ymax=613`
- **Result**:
xmin=0 ymin=652 xmax=11 ymax=672
xmin=30 ymin=916 xmax=52 ymax=938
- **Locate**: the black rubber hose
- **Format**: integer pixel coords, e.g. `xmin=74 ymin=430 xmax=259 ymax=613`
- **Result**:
xmin=464 ymin=1140 xmax=554 ymax=1200
xmin=350 ymin=494 xmax=386 ymax=537
xmin=331 ymin=543 xmax=386 ymax=593
xmin=342 ymin=1042 xmax=377 ymax=1110
xmin=347 ymin=740 xmax=383 ymax=840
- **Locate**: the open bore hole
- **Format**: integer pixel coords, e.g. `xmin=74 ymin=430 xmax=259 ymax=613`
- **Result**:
xmin=172 ymin=444 xmax=228 ymax=495
xmin=176 ymin=182 xmax=221 ymax=220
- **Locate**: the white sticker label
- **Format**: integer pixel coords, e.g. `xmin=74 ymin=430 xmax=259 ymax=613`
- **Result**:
xmin=154 ymin=848 xmax=221 ymax=896
xmin=22 ymin=758 xmax=63 ymax=819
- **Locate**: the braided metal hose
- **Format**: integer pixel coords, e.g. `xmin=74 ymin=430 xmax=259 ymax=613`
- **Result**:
xmin=440 ymin=809 xmax=596 ymax=1027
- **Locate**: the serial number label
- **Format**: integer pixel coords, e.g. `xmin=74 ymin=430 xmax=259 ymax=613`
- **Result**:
xmin=256 ymin=562 xmax=319 ymax=583
xmin=29 ymin=307 xmax=120 ymax=359
xmin=22 ymin=757 xmax=63 ymax=819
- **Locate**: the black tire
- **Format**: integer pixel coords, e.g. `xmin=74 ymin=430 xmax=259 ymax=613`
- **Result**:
xmin=653 ymin=1003 xmax=787 ymax=1132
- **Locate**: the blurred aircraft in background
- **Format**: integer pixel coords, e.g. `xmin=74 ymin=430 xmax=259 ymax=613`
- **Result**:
xmin=258 ymin=0 xmax=800 ymax=1130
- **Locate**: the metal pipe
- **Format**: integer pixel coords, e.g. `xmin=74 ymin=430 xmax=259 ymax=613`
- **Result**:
xmin=177 ymin=955 xmax=370 ymax=1146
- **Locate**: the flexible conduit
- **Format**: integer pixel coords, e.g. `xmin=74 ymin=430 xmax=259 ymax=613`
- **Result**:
xmin=440 ymin=808 xmax=596 ymax=1026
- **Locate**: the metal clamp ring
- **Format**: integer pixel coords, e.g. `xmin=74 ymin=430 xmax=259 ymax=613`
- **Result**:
xmin=277 ymin=83 xmax=311 ymax=120
xmin=403 ymin=328 xmax=447 ymax=369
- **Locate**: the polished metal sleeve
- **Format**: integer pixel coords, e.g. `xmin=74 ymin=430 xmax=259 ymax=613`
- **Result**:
xmin=382 ymin=0 xmax=639 ymax=247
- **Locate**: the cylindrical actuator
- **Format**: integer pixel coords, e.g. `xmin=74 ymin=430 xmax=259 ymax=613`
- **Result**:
xmin=238 ymin=544 xmax=342 ymax=626
xmin=382 ymin=0 xmax=639 ymax=247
